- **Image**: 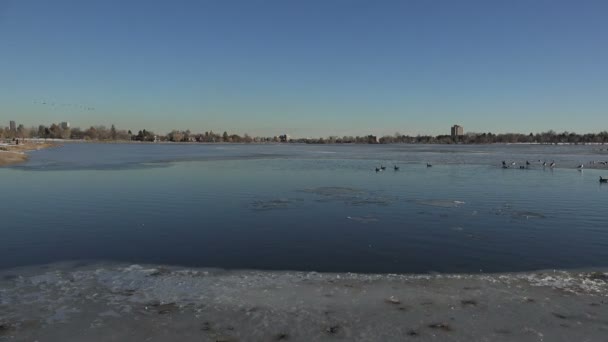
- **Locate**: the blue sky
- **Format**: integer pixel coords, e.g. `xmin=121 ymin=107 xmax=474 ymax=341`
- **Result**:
xmin=1 ymin=0 xmax=606 ymax=137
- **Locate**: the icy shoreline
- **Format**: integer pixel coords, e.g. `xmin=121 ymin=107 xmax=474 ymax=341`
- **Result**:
xmin=1 ymin=262 xmax=607 ymax=341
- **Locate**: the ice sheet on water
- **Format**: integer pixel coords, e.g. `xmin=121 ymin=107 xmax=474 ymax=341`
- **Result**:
xmin=346 ymin=215 xmax=380 ymax=224
xmin=301 ymin=186 xmax=397 ymax=206
xmin=350 ymin=196 xmax=397 ymax=206
xmin=414 ymin=199 xmax=466 ymax=208
xmin=512 ymin=211 xmax=546 ymax=219
xmin=492 ymin=203 xmax=546 ymax=220
xmin=300 ymin=186 xmax=365 ymax=197
xmin=250 ymin=198 xmax=304 ymax=211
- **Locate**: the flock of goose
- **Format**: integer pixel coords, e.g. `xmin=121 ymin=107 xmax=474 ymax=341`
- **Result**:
xmin=501 ymin=159 xmax=608 ymax=183
xmin=501 ymin=159 xmax=556 ymax=169
xmin=375 ymin=163 xmax=432 ymax=173
xmin=374 ymin=160 xmax=608 ymax=183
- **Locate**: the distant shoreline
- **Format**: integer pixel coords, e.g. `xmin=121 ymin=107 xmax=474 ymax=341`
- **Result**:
xmin=17 ymin=138 xmax=608 ymax=147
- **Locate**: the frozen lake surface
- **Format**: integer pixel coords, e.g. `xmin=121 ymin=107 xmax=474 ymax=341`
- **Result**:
xmin=1 ymin=143 xmax=608 ymax=273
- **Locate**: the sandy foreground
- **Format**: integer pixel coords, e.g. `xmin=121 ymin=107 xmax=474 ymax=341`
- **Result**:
xmin=0 ymin=262 xmax=607 ymax=341
xmin=0 ymin=142 xmax=56 ymax=167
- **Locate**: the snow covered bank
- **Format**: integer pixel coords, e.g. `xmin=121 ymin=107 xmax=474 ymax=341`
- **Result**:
xmin=1 ymin=262 xmax=607 ymax=341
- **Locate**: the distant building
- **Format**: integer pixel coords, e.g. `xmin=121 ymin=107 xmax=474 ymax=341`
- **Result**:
xmin=60 ymin=122 xmax=70 ymax=130
xmin=279 ymin=134 xmax=290 ymax=142
xmin=9 ymin=121 xmax=16 ymax=131
xmin=451 ymin=125 xmax=464 ymax=137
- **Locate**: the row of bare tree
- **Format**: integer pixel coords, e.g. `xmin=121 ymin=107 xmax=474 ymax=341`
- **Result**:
xmin=3 ymin=124 xmax=608 ymax=144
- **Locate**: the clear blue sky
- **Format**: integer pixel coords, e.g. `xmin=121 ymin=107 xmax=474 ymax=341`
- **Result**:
xmin=1 ymin=0 xmax=606 ymax=137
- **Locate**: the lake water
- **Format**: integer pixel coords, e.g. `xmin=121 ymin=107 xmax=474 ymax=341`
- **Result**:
xmin=2 ymin=143 xmax=608 ymax=273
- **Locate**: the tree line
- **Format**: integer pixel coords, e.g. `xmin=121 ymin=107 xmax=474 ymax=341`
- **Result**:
xmin=0 ymin=123 xmax=277 ymax=143
xmin=377 ymin=131 xmax=608 ymax=144
xmin=0 ymin=123 xmax=132 ymax=141
xmin=2 ymin=123 xmax=608 ymax=144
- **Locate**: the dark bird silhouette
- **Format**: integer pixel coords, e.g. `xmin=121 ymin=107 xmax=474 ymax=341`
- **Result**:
xmin=427 ymin=163 xmax=432 ymax=168
xmin=394 ymin=165 xmax=399 ymax=171
xmin=380 ymin=165 xmax=386 ymax=171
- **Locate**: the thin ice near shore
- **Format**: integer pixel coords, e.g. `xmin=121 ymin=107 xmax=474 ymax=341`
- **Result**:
xmin=0 ymin=142 xmax=56 ymax=167
xmin=1 ymin=263 xmax=608 ymax=341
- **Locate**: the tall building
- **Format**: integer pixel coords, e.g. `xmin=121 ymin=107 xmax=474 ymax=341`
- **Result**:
xmin=451 ymin=125 xmax=464 ymax=137
xmin=9 ymin=121 xmax=16 ymax=131
xmin=60 ymin=122 xmax=70 ymax=130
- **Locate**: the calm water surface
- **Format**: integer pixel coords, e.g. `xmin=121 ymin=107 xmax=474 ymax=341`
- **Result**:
xmin=2 ymin=143 xmax=608 ymax=273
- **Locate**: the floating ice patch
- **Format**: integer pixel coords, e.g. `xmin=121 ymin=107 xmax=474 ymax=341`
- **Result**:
xmin=511 ymin=211 xmax=546 ymax=219
xmin=311 ymin=151 xmax=337 ymax=154
xmin=301 ymin=187 xmax=396 ymax=206
xmin=346 ymin=215 xmax=380 ymax=224
xmin=491 ymin=204 xmax=546 ymax=220
xmin=250 ymin=198 xmax=303 ymax=211
xmin=350 ymin=196 xmax=396 ymax=206
xmin=415 ymin=199 xmax=466 ymax=208
xmin=300 ymin=186 xmax=366 ymax=197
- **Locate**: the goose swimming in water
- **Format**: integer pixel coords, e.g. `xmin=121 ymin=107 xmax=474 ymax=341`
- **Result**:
xmin=526 ymin=160 xmax=530 ymax=166
xmin=577 ymin=164 xmax=584 ymax=169
xmin=375 ymin=167 xmax=381 ymax=173
xmin=426 ymin=163 xmax=432 ymax=168
xmin=394 ymin=165 xmax=399 ymax=171
xmin=380 ymin=165 xmax=386 ymax=171
xmin=550 ymin=161 xmax=555 ymax=168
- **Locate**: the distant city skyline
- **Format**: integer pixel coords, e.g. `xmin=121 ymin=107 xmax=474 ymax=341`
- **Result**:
xmin=1 ymin=0 xmax=607 ymax=137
